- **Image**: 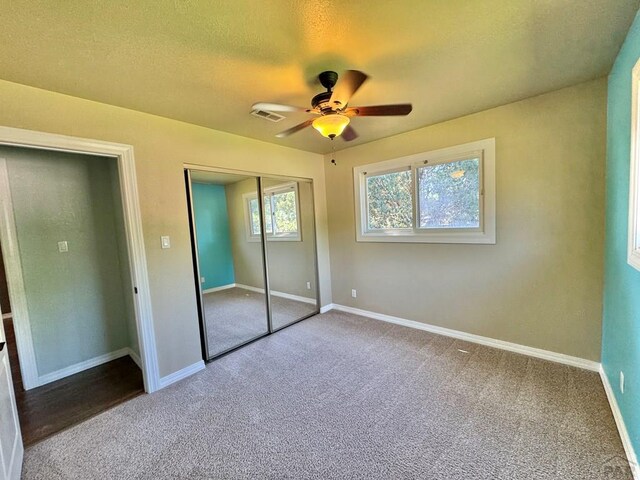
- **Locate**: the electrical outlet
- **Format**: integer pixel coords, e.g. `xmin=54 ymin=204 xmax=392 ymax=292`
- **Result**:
xmin=161 ymin=236 xmax=171 ymax=249
xmin=351 ymin=289 xmax=357 ymax=298
xmin=201 ymin=277 xmax=205 ymax=284
xmin=57 ymin=241 xmax=68 ymax=253
xmin=620 ymin=371 xmax=625 ymax=394
xmin=306 ymin=281 xmax=311 ymax=290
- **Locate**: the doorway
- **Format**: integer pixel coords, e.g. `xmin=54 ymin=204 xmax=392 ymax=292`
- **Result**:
xmin=185 ymin=168 xmax=320 ymax=360
xmin=0 ymin=145 xmax=144 ymax=445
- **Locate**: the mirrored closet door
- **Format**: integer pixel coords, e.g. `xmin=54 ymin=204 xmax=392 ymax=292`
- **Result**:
xmin=261 ymin=177 xmax=319 ymax=330
xmin=186 ymin=168 xmax=320 ymax=361
xmin=186 ymin=170 xmax=269 ymax=359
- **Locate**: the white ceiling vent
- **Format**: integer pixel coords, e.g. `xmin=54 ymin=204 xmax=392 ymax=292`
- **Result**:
xmin=251 ymin=109 xmax=285 ymax=122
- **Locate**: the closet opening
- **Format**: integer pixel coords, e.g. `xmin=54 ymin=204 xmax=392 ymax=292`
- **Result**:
xmin=185 ymin=167 xmax=320 ymax=361
xmin=0 ymin=145 xmax=145 ymax=445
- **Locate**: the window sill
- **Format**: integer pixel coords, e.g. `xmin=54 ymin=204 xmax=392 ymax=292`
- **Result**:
xmin=356 ymin=231 xmax=495 ymax=244
xmin=247 ymin=236 xmax=301 ymax=243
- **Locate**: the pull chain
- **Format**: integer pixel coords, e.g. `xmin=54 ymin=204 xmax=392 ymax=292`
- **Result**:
xmin=330 ymin=138 xmax=337 ymax=166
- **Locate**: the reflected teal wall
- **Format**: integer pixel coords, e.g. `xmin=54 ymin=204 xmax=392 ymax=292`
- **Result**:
xmin=602 ymin=10 xmax=640 ymax=457
xmin=192 ymin=183 xmax=235 ymax=289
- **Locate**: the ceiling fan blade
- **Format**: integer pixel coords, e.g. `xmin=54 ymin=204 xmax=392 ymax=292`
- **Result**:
xmin=330 ymin=70 xmax=369 ymax=109
xmin=342 ymin=125 xmax=358 ymax=141
xmin=275 ymin=119 xmax=314 ymax=138
xmin=345 ymin=104 xmax=413 ymax=116
xmin=252 ymin=102 xmax=312 ymax=113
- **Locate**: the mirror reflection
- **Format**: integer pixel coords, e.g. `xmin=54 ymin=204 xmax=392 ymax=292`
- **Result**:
xmin=261 ymin=177 xmax=319 ymax=330
xmin=190 ymin=171 xmax=268 ymax=358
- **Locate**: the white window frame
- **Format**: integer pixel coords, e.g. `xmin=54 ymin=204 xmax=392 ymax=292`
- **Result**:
xmin=244 ymin=182 xmax=301 ymax=242
xmin=628 ymin=59 xmax=640 ymax=271
xmin=354 ymin=138 xmax=496 ymax=244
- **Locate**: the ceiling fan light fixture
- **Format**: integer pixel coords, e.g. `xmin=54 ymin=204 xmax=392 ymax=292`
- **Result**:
xmin=312 ymin=114 xmax=350 ymax=139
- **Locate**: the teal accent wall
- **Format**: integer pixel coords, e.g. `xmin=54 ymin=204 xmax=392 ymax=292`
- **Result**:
xmin=603 ymin=10 xmax=640 ymax=456
xmin=192 ymin=183 xmax=235 ymax=290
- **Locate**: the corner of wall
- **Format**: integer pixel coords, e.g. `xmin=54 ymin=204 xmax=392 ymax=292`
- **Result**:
xmin=602 ymin=8 xmax=640 ymax=473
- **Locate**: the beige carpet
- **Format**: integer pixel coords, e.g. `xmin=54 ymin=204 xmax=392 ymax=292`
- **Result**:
xmin=203 ymin=287 xmax=316 ymax=357
xmin=22 ymin=311 xmax=632 ymax=479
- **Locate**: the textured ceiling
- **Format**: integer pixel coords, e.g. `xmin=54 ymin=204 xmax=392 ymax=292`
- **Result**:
xmin=1 ymin=1 xmax=638 ymax=154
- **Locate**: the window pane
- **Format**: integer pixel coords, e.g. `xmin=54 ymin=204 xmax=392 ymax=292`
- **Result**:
xmin=417 ymin=158 xmax=480 ymax=229
xmin=249 ymin=198 xmax=261 ymax=235
xmin=366 ymin=170 xmax=413 ymax=230
xmin=272 ymin=191 xmax=297 ymax=234
xmin=263 ymin=196 xmax=273 ymax=233
xmin=249 ymin=197 xmax=273 ymax=235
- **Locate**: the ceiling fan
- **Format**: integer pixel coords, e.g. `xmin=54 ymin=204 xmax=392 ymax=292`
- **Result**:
xmin=252 ymin=70 xmax=412 ymax=141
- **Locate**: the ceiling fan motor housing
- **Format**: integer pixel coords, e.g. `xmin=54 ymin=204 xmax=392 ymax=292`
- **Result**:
xmin=313 ymin=71 xmax=340 ymax=113
xmin=311 ymin=91 xmax=333 ymax=112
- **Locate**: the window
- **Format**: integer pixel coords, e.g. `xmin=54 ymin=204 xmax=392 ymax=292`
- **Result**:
xmin=245 ymin=182 xmax=301 ymax=241
xmin=354 ymin=138 xmax=495 ymax=244
xmin=416 ymin=157 xmax=480 ymax=229
xmin=629 ymin=59 xmax=640 ymax=271
xmin=366 ymin=169 xmax=413 ymax=230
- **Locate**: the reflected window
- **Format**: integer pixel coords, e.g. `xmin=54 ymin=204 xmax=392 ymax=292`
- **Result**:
xmin=245 ymin=182 xmax=301 ymax=241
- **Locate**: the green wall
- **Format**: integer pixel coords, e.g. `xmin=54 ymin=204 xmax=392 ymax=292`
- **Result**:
xmin=2 ymin=146 xmax=132 ymax=376
xmin=192 ymin=183 xmax=235 ymax=290
xmin=602 ymin=10 xmax=640 ymax=457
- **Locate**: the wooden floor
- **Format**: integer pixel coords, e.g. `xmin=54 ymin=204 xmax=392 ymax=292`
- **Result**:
xmin=3 ymin=317 xmax=144 ymax=446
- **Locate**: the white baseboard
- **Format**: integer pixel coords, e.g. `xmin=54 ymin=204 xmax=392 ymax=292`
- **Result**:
xmin=320 ymin=303 xmax=334 ymax=314
xmin=2 ymin=312 xmax=12 ymax=320
xmin=271 ymin=290 xmax=316 ymax=305
xmin=234 ymin=283 xmax=263 ymax=294
xmin=235 ymin=283 xmax=316 ymax=305
xmin=600 ymin=366 xmax=640 ymax=479
xmin=326 ymin=304 xmax=600 ymax=372
xmin=37 ymin=347 xmax=130 ymax=387
xmin=158 ymin=360 xmax=205 ymax=389
xmin=202 ymin=283 xmax=236 ymax=294
xmin=127 ymin=347 xmax=142 ymax=369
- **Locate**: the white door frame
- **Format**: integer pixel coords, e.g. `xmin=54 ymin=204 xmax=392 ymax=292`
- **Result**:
xmin=0 ymin=126 xmax=160 ymax=393
xmin=0 ymin=310 xmax=23 ymax=480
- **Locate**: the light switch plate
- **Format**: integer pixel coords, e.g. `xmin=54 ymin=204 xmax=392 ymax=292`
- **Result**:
xmin=161 ymin=236 xmax=171 ymax=249
xmin=57 ymin=241 xmax=68 ymax=253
